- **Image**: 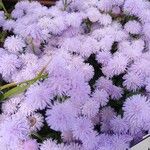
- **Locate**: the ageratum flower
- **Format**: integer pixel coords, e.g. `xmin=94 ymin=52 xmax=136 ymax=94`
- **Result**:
xmin=123 ymin=95 xmax=150 ymax=130
xmin=0 ymin=0 xmax=150 ymax=149
xmin=4 ymin=36 xmax=26 ymax=54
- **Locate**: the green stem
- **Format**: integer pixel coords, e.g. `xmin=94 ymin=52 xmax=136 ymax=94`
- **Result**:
xmin=31 ymin=132 xmax=43 ymax=141
xmin=31 ymin=39 xmax=36 ymax=54
xmin=62 ymin=0 xmax=68 ymax=10
xmin=0 ymin=73 xmax=48 ymax=101
xmin=0 ymin=82 xmax=17 ymax=91
xmin=0 ymin=31 xmax=7 ymax=43
xmin=0 ymin=59 xmax=50 ymax=91
xmin=0 ymin=0 xmax=10 ymax=18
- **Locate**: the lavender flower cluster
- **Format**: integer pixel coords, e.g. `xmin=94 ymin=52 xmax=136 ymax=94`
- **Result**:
xmin=0 ymin=0 xmax=150 ymax=149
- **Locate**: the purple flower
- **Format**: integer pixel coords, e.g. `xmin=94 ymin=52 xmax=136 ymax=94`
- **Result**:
xmin=123 ymin=95 xmax=150 ymax=130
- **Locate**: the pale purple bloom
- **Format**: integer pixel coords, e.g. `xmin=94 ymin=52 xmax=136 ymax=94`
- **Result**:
xmin=0 ymin=54 xmax=22 ymax=81
xmin=65 ymin=12 xmax=84 ymax=27
xmin=4 ymin=36 xmax=26 ymax=54
xmin=98 ymin=14 xmax=112 ymax=26
xmin=0 ymin=0 xmax=150 ymax=149
xmin=2 ymin=95 xmax=24 ymax=115
xmin=46 ymin=102 xmax=77 ymax=131
xmin=72 ymin=117 xmax=95 ymax=140
xmin=100 ymin=107 xmax=116 ymax=132
xmin=123 ymin=95 xmax=150 ymax=130
xmin=99 ymin=36 xmax=114 ymax=51
xmin=96 ymin=51 xmax=112 ymax=66
xmin=61 ymin=130 xmax=74 ymax=142
xmin=3 ymin=19 xmax=15 ymax=31
xmin=28 ymin=113 xmax=44 ymax=132
xmin=0 ymin=11 xmax=5 ymax=27
xmin=92 ymin=89 xmax=109 ymax=107
xmin=123 ymin=72 xmax=145 ymax=91
xmin=112 ymin=6 xmax=121 ymax=15
xmin=110 ymin=115 xmax=129 ymax=134
xmin=112 ymin=0 xmax=124 ymax=6
xmin=40 ymin=139 xmax=60 ymax=150
xmin=139 ymin=9 xmax=150 ymax=23
xmin=23 ymin=140 xmax=39 ymax=150
xmin=25 ymin=83 xmax=52 ymax=110
xmin=102 ymin=54 xmax=128 ymax=77
xmin=124 ymin=20 xmax=142 ymax=34
xmin=123 ymin=0 xmax=147 ymax=15
xmin=108 ymin=134 xmax=131 ymax=150
xmin=87 ymin=8 xmax=100 ymax=22
xmin=82 ymin=100 xmax=99 ymax=118
xmin=98 ymin=0 xmax=113 ymax=12
xmin=0 ymin=115 xmax=30 ymax=148
xmin=143 ymin=23 xmax=150 ymax=40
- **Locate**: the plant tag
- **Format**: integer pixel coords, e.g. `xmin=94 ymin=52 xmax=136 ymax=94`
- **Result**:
xmin=130 ymin=134 xmax=150 ymax=150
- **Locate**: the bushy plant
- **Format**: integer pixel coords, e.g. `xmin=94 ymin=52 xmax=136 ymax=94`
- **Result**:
xmin=0 ymin=0 xmax=150 ymax=149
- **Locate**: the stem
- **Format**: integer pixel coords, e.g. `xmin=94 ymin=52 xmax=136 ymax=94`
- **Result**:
xmin=0 ymin=73 xmax=48 ymax=101
xmin=31 ymin=39 xmax=36 ymax=54
xmin=0 ymin=31 xmax=7 ymax=43
xmin=0 ymin=60 xmax=50 ymax=91
xmin=0 ymin=82 xmax=17 ymax=91
xmin=31 ymin=132 xmax=43 ymax=141
xmin=62 ymin=0 xmax=68 ymax=10
xmin=0 ymin=0 xmax=10 ymax=18
xmin=0 ymin=74 xmax=48 ymax=91
xmin=37 ymin=59 xmax=51 ymax=77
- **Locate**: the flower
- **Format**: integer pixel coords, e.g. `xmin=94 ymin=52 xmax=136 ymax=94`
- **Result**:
xmin=28 ymin=113 xmax=44 ymax=132
xmin=82 ymin=100 xmax=99 ymax=118
xmin=4 ymin=36 xmax=26 ymax=54
xmin=87 ymin=7 xmax=100 ymax=22
xmin=25 ymin=83 xmax=52 ymax=110
xmin=123 ymin=72 xmax=145 ymax=91
xmin=46 ymin=102 xmax=77 ymax=131
xmin=61 ymin=130 xmax=74 ymax=142
xmin=112 ymin=0 xmax=124 ymax=6
xmin=65 ymin=12 xmax=83 ymax=27
xmin=72 ymin=117 xmax=95 ymax=140
xmin=102 ymin=54 xmax=128 ymax=77
xmin=0 ymin=53 xmax=22 ymax=81
xmin=23 ymin=140 xmax=39 ymax=150
xmin=40 ymin=139 xmax=60 ymax=150
xmin=124 ymin=20 xmax=142 ymax=34
xmin=0 ymin=0 xmax=150 ymax=148
xmin=2 ymin=95 xmax=24 ymax=115
xmin=92 ymin=89 xmax=109 ymax=107
xmin=98 ymin=14 xmax=112 ymax=26
xmin=0 ymin=11 xmax=5 ymax=27
xmin=100 ymin=107 xmax=116 ymax=132
xmin=98 ymin=0 xmax=113 ymax=12
xmin=123 ymin=95 xmax=150 ymax=130
xmin=0 ymin=115 xmax=30 ymax=148
xmin=3 ymin=20 xmax=15 ymax=31
xmin=143 ymin=23 xmax=150 ymax=40
xmin=96 ymin=51 xmax=112 ymax=66
xmin=123 ymin=0 xmax=147 ymax=15
xmin=110 ymin=115 xmax=129 ymax=134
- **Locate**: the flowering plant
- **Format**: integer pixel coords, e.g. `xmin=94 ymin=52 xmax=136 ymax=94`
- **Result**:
xmin=0 ymin=0 xmax=150 ymax=149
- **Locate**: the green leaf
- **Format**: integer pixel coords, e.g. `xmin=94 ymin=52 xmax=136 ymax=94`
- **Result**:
xmin=0 ymin=3 xmax=3 ymax=10
xmin=1 ymin=83 xmax=30 ymax=100
xmin=0 ymin=0 xmax=11 ymax=18
xmin=0 ymin=82 xmax=16 ymax=91
xmin=0 ymin=73 xmax=48 ymax=101
xmin=31 ymin=132 xmax=43 ymax=141
xmin=0 ymin=59 xmax=50 ymax=101
xmin=0 ymin=31 xmax=7 ymax=43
